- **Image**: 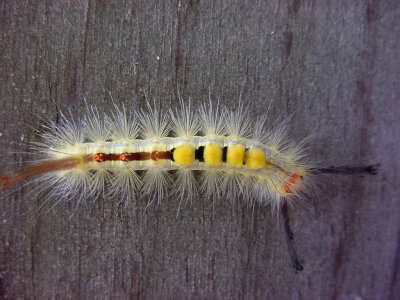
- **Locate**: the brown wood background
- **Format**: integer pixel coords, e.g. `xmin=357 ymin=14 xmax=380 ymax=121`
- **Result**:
xmin=0 ymin=1 xmax=399 ymax=299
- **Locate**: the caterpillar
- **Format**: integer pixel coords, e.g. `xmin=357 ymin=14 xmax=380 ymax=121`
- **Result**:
xmin=0 ymin=97 xmax=379 ymax=274
xmin=0 ymin=99 xmax=314 ymax=211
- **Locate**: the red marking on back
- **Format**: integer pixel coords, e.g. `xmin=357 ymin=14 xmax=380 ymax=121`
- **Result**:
xmin=151 ymin=151 xmax=159 ymax=161
xmin=284 ymin=173 xmax=300 ymax=193
xmin=93 ymin=151 xmax=172 ymax=162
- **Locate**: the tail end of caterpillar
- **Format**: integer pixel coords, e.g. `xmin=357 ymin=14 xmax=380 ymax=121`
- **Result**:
xmin=0 ymin=155 xmax=87 ymax=190
xmin=0 ymin=175 xmax=12 ymax=190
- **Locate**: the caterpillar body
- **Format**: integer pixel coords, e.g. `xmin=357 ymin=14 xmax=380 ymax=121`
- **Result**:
xmin=0 ymin=100 xmax=312 ymax=210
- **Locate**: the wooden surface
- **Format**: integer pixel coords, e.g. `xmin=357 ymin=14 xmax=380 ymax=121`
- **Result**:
xmin=0 ymin=1 xmax=399 ymax=299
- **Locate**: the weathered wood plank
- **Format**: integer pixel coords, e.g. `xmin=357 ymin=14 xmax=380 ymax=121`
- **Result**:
xmin=0 ymin=1 xmax=399 ymax=299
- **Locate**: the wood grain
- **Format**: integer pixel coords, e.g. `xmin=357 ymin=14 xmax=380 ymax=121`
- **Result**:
xmin=0 ymin=1 xmax=399 ymax=299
